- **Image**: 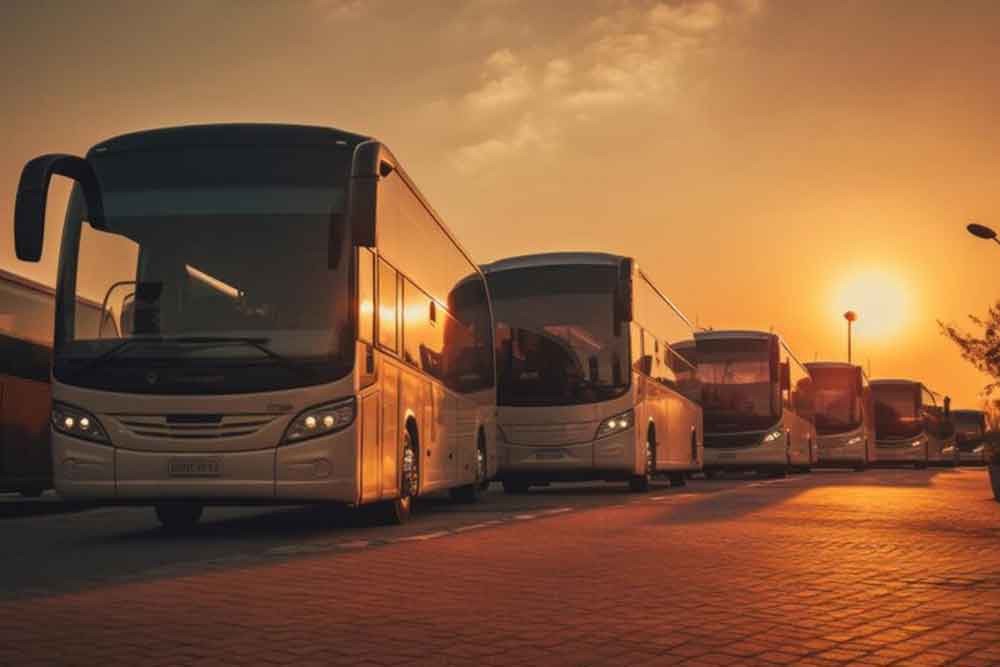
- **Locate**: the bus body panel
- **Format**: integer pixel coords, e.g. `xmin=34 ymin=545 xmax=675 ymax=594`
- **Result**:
xmin=486 ymin=254 xmax=703 ymax=486
xmin=805 ymin=362 xmax=876 ymax=467
xmin=815 ymin=424 xmax=869 ymax=466
xmin=32 ymin=125 xmax=497 ymax=513
xmin=694 ymin=331 xmax=816 ymax=473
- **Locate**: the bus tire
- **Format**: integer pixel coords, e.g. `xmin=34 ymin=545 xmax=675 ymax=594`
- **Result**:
xmin=502 ymin=480 xmax=530 ymax=494
xmin=380 ymin=428 xmax=419 ymax=524
xmin=628 ymin=440 xmax=654 ymax=493
xmin=155 ymin=502 xmax=203 ymax=531
xmin=450 ymin=438 xmax=487 ymax=504
xmin=668 ymin=471 xmax=686 ymax=487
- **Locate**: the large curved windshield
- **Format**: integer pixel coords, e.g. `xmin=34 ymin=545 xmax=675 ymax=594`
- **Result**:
xmin=810 ymin=367 xmax=861 ymax=434
xmin=54 ymin=145 xmax=354 ymax=394
xmin=489 ymin=264 xmax=627 ymax=407
xmin=873 ymin=384 xmax=922 ymax=439
xmin=694 ymin=337 xmax=778 ymax=433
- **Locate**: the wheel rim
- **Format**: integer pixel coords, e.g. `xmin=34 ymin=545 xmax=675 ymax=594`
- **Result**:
xmin=644 ymin=441 xmax=653 ymax=480
xmin=401 ymin=433 xmax=417 ymax=507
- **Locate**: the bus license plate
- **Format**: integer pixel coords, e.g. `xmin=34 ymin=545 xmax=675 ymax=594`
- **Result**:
xmin=168 ymin=458 xmax=222 ymax=477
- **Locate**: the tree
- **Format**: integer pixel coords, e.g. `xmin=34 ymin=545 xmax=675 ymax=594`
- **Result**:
xmin=939 ymin=301 xmax=1000 ymax=395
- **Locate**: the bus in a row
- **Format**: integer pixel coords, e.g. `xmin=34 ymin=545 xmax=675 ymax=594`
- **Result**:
xmin=870 ymin=380 xmax=954 ymax=467
xmin=13 ymin=124 xmax=496 ymax=527
xmin=8 ymin=122 xmax=962 ymax=528
xmin=0 ymin=269 xmax=112 ymax=496
xmin=952 ymin=409 xmax=987 ymax=465
xmin=483 ymin=253 xmax=703 ymax=493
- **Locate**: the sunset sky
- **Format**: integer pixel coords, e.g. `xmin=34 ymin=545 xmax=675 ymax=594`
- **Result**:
xmin=3 ymin=0 xmax=1000 ymax=408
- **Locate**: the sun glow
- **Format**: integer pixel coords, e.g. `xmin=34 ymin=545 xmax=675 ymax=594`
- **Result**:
xmin=833 ymin=269 xmax=911 ymax=341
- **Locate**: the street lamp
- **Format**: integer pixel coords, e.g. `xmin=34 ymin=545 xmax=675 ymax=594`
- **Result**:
xmin=844 ymin=310 xmax=858 ymax=364
xmin=967 ymin=221 xmax=1000 ymax=246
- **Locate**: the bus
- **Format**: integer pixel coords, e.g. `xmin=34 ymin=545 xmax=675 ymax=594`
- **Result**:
xmin=0 ymin=269 xmax=111 ymax=496
xmin=804 ymin=361 xmax=875 ymax=470
xmin=870 ymin=379 xmax=952 ymax=468
xmin=483 ymin=253 xmax=702 ymax=493
xmin=12 ymin=123 xmax=497 ymax=527
xmin=676 ymin=330 xmax=816 ymax=477
xmin=951 ymin=409 xmax=985 ymax=465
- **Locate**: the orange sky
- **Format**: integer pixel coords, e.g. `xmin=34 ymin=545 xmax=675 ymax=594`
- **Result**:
xmin=3 ymin=0 xmax=1000 ymax=408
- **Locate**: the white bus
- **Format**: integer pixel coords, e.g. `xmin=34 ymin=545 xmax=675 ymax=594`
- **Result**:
xmin=676 ymin=330 xmax=816 ymax=477
xmin=951 ymin=409 xmax=987 ymax=465
xmin=805 ymin=361 xmax=875 ymax=470
xmin=483 ymin=253 xmax=702 ymax=493
xmin=871 ymin=379 xmax=952 ymax=468
xmin=0 ymin=269 xmax=112 ymax=496
xmin=13 ymin=124 xmax=496 ymax=527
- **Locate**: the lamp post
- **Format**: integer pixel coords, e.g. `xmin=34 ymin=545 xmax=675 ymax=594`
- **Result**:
xmin=843 ymin=310 xmax=858 ymax=364
xmin=967 ymin=221 xmax=1000 ymax=247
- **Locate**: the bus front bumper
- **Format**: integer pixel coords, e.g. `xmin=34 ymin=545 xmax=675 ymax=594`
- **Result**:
xmin=703 ymin=437 xmax=786 ymax=470
xmin=816 ymin=432 xmax=867 ymax=466
xmin=872 ymin=438 xmax=926 ymax=464
xmin=497 ymin=429 xmax=637 ymax=482
xmin=52 ymin=428 xmax=358 ymax=505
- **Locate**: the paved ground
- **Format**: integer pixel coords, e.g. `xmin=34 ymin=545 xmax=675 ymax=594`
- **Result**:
xmin=1 ymin=468 xmax=998 ymax=666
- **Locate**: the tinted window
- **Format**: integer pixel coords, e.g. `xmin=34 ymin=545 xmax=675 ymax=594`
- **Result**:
xmin=490 ymin=264 xmax=627 ymax=407
xmin=873 ymin=383 xmax=921 ymax=439
xmin=694 ymin=336 xmax=777 ymax=432
xmin=378 ymin=259 xmax=399 ymax=352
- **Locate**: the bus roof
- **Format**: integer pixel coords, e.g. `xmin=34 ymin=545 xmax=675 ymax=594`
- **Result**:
xmin=481 ymin=252 xmax=624 ymax=274
xmin=694 ymin=329 xmax=772 ymax=341
xmin=89 ymin=123 xmax=372 ymax=155
xmin=870 ymin=378 xmax=921 ymax=387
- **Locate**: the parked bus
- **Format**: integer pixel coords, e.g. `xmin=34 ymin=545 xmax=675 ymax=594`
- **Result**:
xmin=12 ymin=124 xmax=496 ymax=527
xmin=483 ymin=253 xmax=702 ymax=493
xmin=675 ymin=330 xmax=816 ymax=477
xmin=0 ymin=269 xmax=111 ymax=496
xmin=870 ymin=379 xmax=951 ymax=468
xmin=804 ymin=361 xmax=875 ymax=470
xmin=951 ymin=409 xmax=986 ymax=465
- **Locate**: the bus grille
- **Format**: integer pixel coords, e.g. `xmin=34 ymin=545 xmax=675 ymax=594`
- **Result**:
xmin=111 ymin=414 xmax=278 ymax=440
xmin=704 ymin=432 xmax=764 ymax=449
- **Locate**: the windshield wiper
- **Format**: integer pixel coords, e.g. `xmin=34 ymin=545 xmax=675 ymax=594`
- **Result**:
xmin=160 ymin=336 xmax=318 ymax=382
xmin=62 ymin=336 xmax=316 ymax=383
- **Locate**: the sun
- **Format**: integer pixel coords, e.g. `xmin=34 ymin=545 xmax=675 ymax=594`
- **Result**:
xmin=833 ymin=269 xmax=911 ymax=341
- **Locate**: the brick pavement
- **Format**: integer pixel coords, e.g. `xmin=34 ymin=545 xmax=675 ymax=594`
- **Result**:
xmin=0 ymin=469 xmax=998 ymax=666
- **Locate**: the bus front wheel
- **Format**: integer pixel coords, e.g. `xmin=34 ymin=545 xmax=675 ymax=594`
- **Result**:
xmin=451 ymin=439 xmax=487 ymax=503
xmin=628 ymin=441 xmax=654 ymax=493
xmin=668 ymin=471 xmax=686 ymax=487
xmin=380 ymin=430 xmax=418 ymax=524
xmin=155 ymin=503 xmax=203 ymax=531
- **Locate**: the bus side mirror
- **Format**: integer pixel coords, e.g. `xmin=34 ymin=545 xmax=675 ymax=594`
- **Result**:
xmin=780 ymin=362 xmax=791 ymax=392
xmin=14 ymin=154 xmax=105 ymax=262
xmin=944 ymin=396 xmax=951 ymax=418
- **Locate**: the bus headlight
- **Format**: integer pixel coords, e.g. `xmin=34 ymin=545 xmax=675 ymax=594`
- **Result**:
xmin=595 ymin=409 xmax=634 ymax=440
xmin=283 ymin=398 xmax=356 ymax=444
xmin=51 ymin=403 xmax=110 ymax=444
xmin=845 ymin=435 xmax=863 ymax=446
xmin=762 ymin=428 xmax=784 ymax=443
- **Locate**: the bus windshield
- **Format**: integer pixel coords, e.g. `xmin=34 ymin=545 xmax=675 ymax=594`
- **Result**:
xmin=873 ymin=384 xmax=922 ymax=439
xmin=810 ymin=367 xmax=861 ymax=434
xmin=489 ymin=264 xmax=628 ymax=407
xmin=952 ymin=411 xmax=985 ymax=449
xmin=695 ymin=337 xmax=778 ymax=432
xmin=53 ymin=145 xmax=355 ymax=394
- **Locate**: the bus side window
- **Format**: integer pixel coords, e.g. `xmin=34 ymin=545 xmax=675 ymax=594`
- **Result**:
xmin=358 ymin=248 xmax=375 ymax=343
xmin=377 ymin=259 xmax=399 ymax=353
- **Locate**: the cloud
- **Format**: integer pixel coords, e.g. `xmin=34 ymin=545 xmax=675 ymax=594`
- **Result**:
xmin=464 ymin=48 xmax=532 ymax=110
xmin=449 ymin=0 xmax=765 ymax=171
